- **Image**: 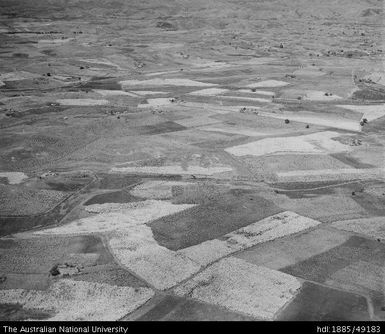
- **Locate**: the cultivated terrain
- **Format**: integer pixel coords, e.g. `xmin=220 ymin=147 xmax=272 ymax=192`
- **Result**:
xmin=0 ymin=0 xmax=385 ymax=321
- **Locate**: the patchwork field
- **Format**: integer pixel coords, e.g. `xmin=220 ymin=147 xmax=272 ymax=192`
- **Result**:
xmin=0 ymin=0 xmax=384 ymax=322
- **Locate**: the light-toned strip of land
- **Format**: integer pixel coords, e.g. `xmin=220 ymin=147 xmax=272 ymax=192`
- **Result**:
xmin=276 ymin=168 xmax=385 ymax=183
xmin=200 ymin=126 xmax=270 ymax=137
xmin=110 ymin=165 xmax=233 ymax=176
xmin=246 ymin=80 xmax=289 ymax=88
xmin=119 ymin=78 xmax=216 ymax=87
xmin=225 ymin=131 xmax=351 ymax=157
xmin=257 ymin=110 xmax=362 ymax=132
xmin=131 ymin=91 xmax=169 ymax=96
xmin=93 ymin=89 xmax=139 ymax=97
xmin=188 ymin=88 xmax=229 ymax=96
xmin=56 ymin=99 xmax=109 ymax=106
